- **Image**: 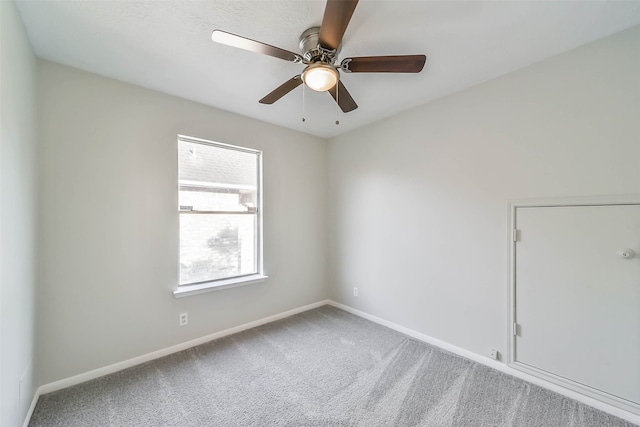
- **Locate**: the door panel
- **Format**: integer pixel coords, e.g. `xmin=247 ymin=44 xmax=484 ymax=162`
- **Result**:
xmin=515 ymin=205 xmax=640 ymax=404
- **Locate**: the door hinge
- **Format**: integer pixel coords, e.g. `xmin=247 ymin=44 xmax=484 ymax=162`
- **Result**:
xmin=512 ymin=229 xmax=519 ymax=242
xmin=513 ymin=322 xmax=519 ymax=336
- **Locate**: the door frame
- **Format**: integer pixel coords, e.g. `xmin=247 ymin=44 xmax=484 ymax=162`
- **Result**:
xmin=507 ymin=195 xmax=640 ymax=415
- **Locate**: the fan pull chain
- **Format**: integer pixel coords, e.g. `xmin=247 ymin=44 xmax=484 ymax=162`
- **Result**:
xmin=335 ymin=83 xmax=340 ymax=125
xmin=302 ymin=83 xmax=306 ymax=123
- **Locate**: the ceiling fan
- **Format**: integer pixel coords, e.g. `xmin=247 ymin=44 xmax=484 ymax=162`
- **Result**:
xmin=211 ymin=0 xmax=426 ymax=113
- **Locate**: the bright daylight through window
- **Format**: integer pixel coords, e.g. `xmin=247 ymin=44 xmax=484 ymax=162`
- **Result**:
xmin=178 ymin=136 xmax=263 ymax=291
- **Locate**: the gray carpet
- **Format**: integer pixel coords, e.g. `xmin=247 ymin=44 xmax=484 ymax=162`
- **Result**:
xmin=30 ymin=305 xmax=637 ymax=426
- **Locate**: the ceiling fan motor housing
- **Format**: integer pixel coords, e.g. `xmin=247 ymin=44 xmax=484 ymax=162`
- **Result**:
xmin=299 ymin=27 xmax=340 ymax=63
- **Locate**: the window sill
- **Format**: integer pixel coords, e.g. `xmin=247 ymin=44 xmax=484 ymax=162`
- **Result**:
xmin=173 ymin=274 xmax=268 ymax=298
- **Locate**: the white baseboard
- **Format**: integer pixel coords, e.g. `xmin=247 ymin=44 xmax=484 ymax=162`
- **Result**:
xmin=23 ymin=299 xmax=330 ymax=426
xmin=327 ymin=300 xmax=640 ymax=426
xmin=22 ymin=387 xmax=40 ymax=427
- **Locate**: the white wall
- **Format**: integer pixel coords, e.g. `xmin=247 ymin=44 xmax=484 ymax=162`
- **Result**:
xmin=37 ymin=61 xmax=327 ymax=385
xmin=0 ymin=1 xmax=39 ymax=425
xmin=327 ymin=25 xmax=640 ymax=360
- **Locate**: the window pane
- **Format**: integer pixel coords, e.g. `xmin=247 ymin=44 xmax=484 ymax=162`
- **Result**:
xmin=178 ymin=137 xmax=261 ymax=287
xmin=178 ymin=141 xmax=257 ymax=186
xmin=179 ymin=213 xmax=257 ymax=284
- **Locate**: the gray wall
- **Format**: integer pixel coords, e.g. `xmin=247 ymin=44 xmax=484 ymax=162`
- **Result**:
xmin=37 ymin=61 xmax=328 ymax=385
xmin=1 ymin=1 xmax=39 ymax=425
xmin=327 ymin=25 xmax=640 ymax=360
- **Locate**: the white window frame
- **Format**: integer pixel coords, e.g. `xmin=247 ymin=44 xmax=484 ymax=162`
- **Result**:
xmin=173 ymin=135 xmax=266 ymax=298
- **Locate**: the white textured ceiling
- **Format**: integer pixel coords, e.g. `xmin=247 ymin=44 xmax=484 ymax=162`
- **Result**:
xmin=15 ymin=0 xmax=640 ymax=138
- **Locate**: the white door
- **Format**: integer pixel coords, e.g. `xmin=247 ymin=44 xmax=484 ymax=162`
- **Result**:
xmin=514 ymin=204 xmax=640 ymax=405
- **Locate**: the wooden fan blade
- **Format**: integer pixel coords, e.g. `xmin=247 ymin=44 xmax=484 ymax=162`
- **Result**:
xmin=259 ymin=76 xmax=303 ymax=104
xmin=212 ymin=30 xmax=303 ymax=63
xmin=341 ymin=55 xmax=426 ymax=73
xmin=328 ymin=80 xmax=358 ymax=112
xmin=318 ymin=0 xmax=359 ymax=51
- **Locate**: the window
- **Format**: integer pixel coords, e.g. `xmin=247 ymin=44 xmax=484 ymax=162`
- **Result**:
xmin=175 ymin=135 xmax=264 ymax=296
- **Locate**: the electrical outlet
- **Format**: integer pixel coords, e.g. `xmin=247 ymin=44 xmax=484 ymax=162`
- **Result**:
xmin=489 ymin=349 xmax=499 ymax=360
xmin=353 ymin=287 xmax=358 ymax=297
xmin=179 ymin=312 xmax=188 ymax=326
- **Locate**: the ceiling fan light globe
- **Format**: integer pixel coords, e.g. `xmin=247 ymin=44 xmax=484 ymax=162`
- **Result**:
xmin=302 ymin=64 xmax=339 ymax=92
